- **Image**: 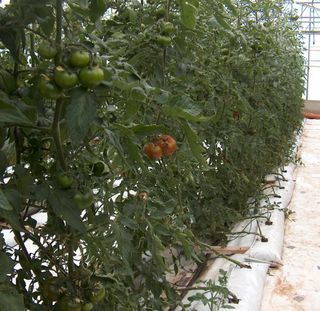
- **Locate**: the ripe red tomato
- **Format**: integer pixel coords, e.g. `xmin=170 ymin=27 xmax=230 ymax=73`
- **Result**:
xmin=143 ymin=143 xmax=162 ymax=160
xmin=155 ymin=135 xmax=177 ymax=156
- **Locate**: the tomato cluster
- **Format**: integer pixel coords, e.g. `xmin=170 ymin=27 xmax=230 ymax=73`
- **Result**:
xmin=37 ymin=42 xmax=105 ymax=99
xmin=156 ymin=20 xmax=175 ymax=47
xmin=143 ymin=134 xmax=177 ymax=160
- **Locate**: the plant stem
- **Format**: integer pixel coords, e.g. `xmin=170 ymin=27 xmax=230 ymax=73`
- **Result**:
xmin=52 ymin=0 xmax=66 ymax=171
xmin=56 ymin=0 xmax=63 ymax=47
xmin=52 ymin=99 xmax=67 ymax=170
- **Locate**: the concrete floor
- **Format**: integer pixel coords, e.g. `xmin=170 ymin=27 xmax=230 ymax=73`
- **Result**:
xmin=260 ymin=119 xmax=320 ymax=311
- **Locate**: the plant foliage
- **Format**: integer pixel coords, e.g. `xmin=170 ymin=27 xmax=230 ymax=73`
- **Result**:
xmin=0 ymin=0 xmax=304 ymax=309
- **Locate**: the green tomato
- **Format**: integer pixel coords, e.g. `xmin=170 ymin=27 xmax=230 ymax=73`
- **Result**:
xmin=79 ymin=67 xmax=104 ymax=88
xmin=56 ymin=297 xmax=82 ymax=311
xmin=156 ymin=35 xmax=172 ymax=47
xmin=81 ymin=303 xmax=94 ymax=311
xmin=57 ymin=175 xmax=74 ymax=189
xmin=89 ymin=283 xmax=105 ymax=304
xmin=155 ymin=7 xmax=166 ymax=19
xmin=39 ymin=79 xmax=62 ymax=99
xmin=38 ymin=42 xmax=57 ymax=59
xmin=69 ymin=51 xmax=90 ymax=68
xmin=54 ymin=67 xmax=78 ymax=89
xmin=73 ymin=192 xmax=94 ymax=209
xmin=161 ymin=21 xmax=175 ymax=34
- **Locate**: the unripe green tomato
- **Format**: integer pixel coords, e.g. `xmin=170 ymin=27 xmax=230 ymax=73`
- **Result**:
xmin=54 ymin=67 xmax=78 ymax=89
xmin=57 ymin=175 xmax=74 ymax=189
xmin=56 ymin=297 xmax=82 ymax=311
xmin=161 ymin=21 xmax=175 ymax=34
xmin=155 ymin=7 xmax=166 ymax=19
xmin=156 ymin=35 xmax=172 ymax=47
xmin=73 ymin=192 xmax=94 ymax=209
xmin=79 ymin=67 xmax=104 ymax=88
xmin=38 ymin=42 xmax=57 ymax=59
xmin=39 ymin=79 xmax=62 ymax=99
xmin=81 ymin=303 xmax=94 ymax=311
xmin=89 ymin=283 xmax=105 ymax=304
xmin=69 ymin=51 xmax=90 ymax=68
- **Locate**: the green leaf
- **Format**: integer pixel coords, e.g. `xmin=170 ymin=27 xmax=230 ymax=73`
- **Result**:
xmin=0 ymin=282 xmax=25 ymax=311
xmin=0 ymin=208 xmax=23 ymax=231
xmin=0 ymin=251 xmax=13 ymax=282
xmin=66 ymin=88 xmax=96 ymax=144
xmin=48 ymin=190 xmax=86 ymax=233
xmin=35 ymin=6 xmax=55 ymax=36
xmin=89 ymin=0 xmax=108 ymax=21
xmin=223 ymin=0 xmax=237 ymax=15
xmin=180 ymin=0 xmax=198 ymax=29
xmin=180 ymin=121 xmax=207 ymax=166
xmin=209 ymin=13 xmax=231 ymax=31
xmin=128 ymin=124 xmax=165 ymax=136
xmin=0 ymin=30 xmax=21 ymax=63
xmin=0 ymin=97 xmax=32 ymax=126
xmin=0 ymin=189 xmax=13 ymax=211
xmin=162 ymin=105 xmax=212 ymax=122
xmin=122 ymin=136 xmax=145 ymax=168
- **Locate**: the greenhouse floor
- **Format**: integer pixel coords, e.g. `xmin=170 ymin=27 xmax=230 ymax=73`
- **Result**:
xmin=260 ymin=119 xmax=320 ymax=311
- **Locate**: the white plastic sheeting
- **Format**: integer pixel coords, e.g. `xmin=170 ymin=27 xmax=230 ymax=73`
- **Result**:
xmin=176 ymin=154 xmax=298 ymax=310
xmin=261 ymin=119 xmax=320 ymax=311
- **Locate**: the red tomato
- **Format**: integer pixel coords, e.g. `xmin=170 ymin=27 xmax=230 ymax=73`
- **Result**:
xmin=232 ymin=111 xmax=239 ymax=120
xmin=143 ymin=143 xmax=162 ymax=160
xmin=155 ymin=135 xmax=177 ymax=156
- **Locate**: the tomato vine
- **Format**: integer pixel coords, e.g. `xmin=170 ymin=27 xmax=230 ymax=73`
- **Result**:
xmin=0 ymin=0 xmax=304 ymax=309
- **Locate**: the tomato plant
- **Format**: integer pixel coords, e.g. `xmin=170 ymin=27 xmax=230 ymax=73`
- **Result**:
xmin=0 ymin=0 xmax=304 ymax=309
